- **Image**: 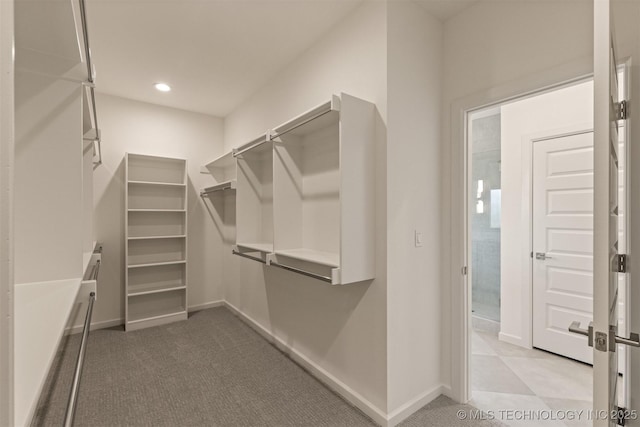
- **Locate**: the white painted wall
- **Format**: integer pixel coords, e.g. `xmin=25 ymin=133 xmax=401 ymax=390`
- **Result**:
xmin=386 ymin=0 xmax=443 ymax=419
xmin=499 ymin=81 xmax=593 ymax=347
xmin=223 ymin=2 xmax=389 ymax=419
xmin=0 ymin=0 xmax=14 ymax=423
xmin=86 ymin=93 xmax=225 ymax=329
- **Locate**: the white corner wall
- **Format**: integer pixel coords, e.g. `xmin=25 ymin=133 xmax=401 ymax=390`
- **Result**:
xmin=223 ymin=1 xmax=389 ymax=421
xmin=87 ymin=93 xmax=225 ymax=329
xmin=500 ymin=81 xmax=593 ymax=347
xmin=386 ymin=1 xmax=443 ymax=420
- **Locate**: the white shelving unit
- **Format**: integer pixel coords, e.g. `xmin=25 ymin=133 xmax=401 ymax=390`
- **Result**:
xmin=271 ymin=94 xmax=375 ymax=284
xmin=125 ymin=153 xmax=188 ymax=331
xmin=200 ymin=94 xmax=375 ymax=285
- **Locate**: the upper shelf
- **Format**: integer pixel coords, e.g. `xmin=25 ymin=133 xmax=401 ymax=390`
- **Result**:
xmin=129 ymin=180 xmax=186 ymax=187
xmin=200 ymin=180 xmax=237 ymax=196
xmin=202 ymin=151 xmax=235 ymax=174
xmin=271 ymin=96 xmax=340 ymax=139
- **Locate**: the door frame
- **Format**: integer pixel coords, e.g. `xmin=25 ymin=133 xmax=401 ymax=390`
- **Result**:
xmin=0 ymin=0 xmax=14 ymax=424
xmin=449 ymin=56 xmax=594 ymax=403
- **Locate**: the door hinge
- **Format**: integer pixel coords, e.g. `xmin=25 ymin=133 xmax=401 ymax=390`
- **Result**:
xmin=462 ymin=266 xmax=468 ymax=276
xmin=616 ymin=254 xmax=628 ymax=273
xmin=615 ymin=100 xmax=629 ymax=121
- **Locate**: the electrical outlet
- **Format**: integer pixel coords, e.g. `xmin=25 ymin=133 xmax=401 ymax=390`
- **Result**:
xmin=415 ymin=230 xmax=423 ymax=247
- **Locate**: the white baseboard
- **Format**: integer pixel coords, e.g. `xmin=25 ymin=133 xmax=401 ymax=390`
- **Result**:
xmin=65 ymin=318 xmax=123 ymax=335
xmin=440 ymin=385 xmax=454 ymax=401
xmin=386 ymin=385 xmax=446 ymax=427
xmin=498 ymin=331 xmax=529 ymax=348
xmin=223 ymin=301 xmax=389 ymax=426
xmin=64 ymin=299 xmax=226 ymax=335
xmin=188 ymin=299 xmax=224 ymax=313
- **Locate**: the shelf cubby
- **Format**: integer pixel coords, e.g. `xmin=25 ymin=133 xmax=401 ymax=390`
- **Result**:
xmin=127 ymin=289 xmax=187 ymax=331
xmin=128 ymin=184 xmax=185 ymax=210
xmin=235 ymin=137 xmax=273 ymax=257
xmin=125 ymin=153 xmax=188 ymax=330
xmin=128 ymin=262 xmax=186 ymax=296
xmin=127 ymin=210 xmax=185 ymax=238
xmin=127 ymin=154 xmax=186 ymax=184
xmin=127 ymin=237 xmax=185 ymax=266
xmin=271 ymin=94 xmax=375 ymax=285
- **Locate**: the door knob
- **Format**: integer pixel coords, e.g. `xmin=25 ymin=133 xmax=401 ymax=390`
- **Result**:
xmin=569 ymin=321 xmax=594 ymax=347
xmin=535 ymin=252 xmax=553 ymax=260
xmin=611 ymin=325 xmax=640 ymax=349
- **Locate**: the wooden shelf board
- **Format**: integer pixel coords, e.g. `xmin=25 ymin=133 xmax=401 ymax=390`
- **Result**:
xmin=128 ymin=180 xmax=186 ymax=187
xmin=275 ymin=248 xmax=339 ymax=268
xmin=203 ymin=151 xmax=235 ymax=170
xmin=236 ymin=242 xmax=273 ymax=253
xmin=128 ymin=285 xmax=186 ymax=297
xmin=201 ymin=180 xmax=236 ymax=195
xmin=128 ymin=260 xmax=186 ymax=269
xmin=128 ymin=209 xmax=186 ymax=213
xmin=128 ymin=235 xmax=186 ymax=241
xmin=128 ymin=308 xmax=187 ymax=324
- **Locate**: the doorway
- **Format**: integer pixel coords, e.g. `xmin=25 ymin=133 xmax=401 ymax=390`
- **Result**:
xmin=467 ymin=74 xmax=629 ymax=423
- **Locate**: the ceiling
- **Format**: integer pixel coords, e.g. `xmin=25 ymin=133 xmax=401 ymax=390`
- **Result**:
xmin=87 ymin=0 xmax=363 ymax=117
xmin=87 ymin=0 xmax=478 ymax=117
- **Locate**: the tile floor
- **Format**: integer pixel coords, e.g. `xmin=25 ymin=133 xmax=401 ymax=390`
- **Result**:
xmin=470 ymin=317 xmax=593 ymax=427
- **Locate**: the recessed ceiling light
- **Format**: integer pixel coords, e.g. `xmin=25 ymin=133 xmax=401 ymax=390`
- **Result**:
xmin=154 ymin=83 xmax=171 ymax=92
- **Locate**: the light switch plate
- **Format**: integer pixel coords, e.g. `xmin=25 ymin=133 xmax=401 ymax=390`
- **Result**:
xmin=415 ymin=230 xmax=423 ymax=247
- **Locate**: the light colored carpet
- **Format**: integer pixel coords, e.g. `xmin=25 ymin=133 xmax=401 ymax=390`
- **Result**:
xmin=33 ymin=307 xmax=503 ymax=427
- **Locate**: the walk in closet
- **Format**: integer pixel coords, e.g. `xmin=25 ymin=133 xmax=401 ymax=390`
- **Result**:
xmin=125 ymin=154 xmax=188 ymax=331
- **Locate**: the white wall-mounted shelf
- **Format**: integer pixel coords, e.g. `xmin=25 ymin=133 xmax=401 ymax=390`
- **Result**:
xmin=202 ymin=150 xmax=236 ymax=182
xmin=127 ymin=260 xmax=187 ymax=269
xmin=200 ymin=179 xmax=236 ymax=197
xmin=275 ymin=249 xmax=339 ymax=268
xmin=270 ymin=93 xmax=375 ymax=285
xmin=128 ymin=209 xmax=186 ymax=212
xmin=224 ymin=94 xmax=375 ymax=285
xmin=128 ymin=180 xmax=187 ymax=187
xmin=128 ymin=235 xmax=186 ymax=241
xmin=236 ymin=242 xmax=274 ymax=254
xmin=125 ymin=153 xmax=188 ymax=330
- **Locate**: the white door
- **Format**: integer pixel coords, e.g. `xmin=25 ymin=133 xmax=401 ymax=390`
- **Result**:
xmin=533 ymin=131 xmax=594 ymax=364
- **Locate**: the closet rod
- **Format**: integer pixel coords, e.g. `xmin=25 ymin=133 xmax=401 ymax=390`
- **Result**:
xmin=200 ymin=184 xmax=233 ymax=196
xmin=232 ymin=250 xmax=266 ymax=264
xmin=233 ymin=134 xmax=270 ymax=158
xmin=269 ymin=261 xmax=332 ymax=283
xmin=79 ymin=0 xmax=102 ymax=166
xmin=63 ymin=291 xmax=96 ymax=427
xmin=88 ymin=260 xmax=100 ymax=281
